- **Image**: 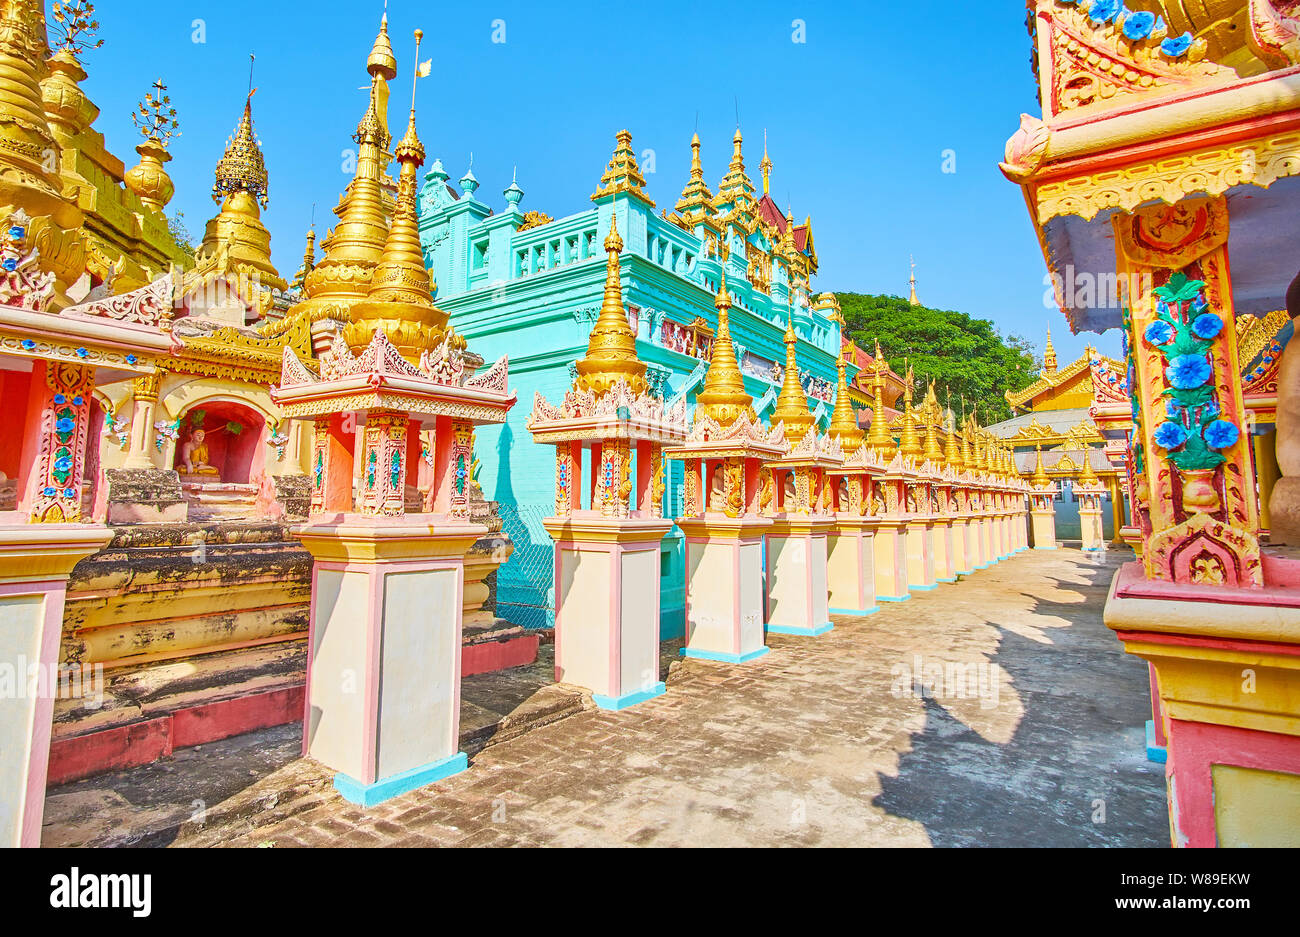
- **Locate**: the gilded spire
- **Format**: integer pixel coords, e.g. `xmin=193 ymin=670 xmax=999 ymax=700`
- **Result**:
xmin=922 ymin=381 xmax=943 ymax=463
xmin=592 ymin=129 xmax=653 ymax=206
xmin=828 ymin=351 xmax=864 ymax=451
xmin=1079 ymin=450 xmax=1099 ymax=485
xmin=694 ymin=271 xmax=756 ymax=428
xmin=293 ymin=29 xmax=392 ymax=332
xmin=944 ymin=408 xmax=962 ymax=468
xmin=959 ymin=416 xmax=973 ymax=470
xmin=674 ymin=131 xmax=713 ymax=218
xmin=714 ymin=126 xmax=755 ymax=209
xmin=344 ymin=28 xmax=450 ymax=361
xmin=367 ymin=12 xmax=398 ymax=79
xmin=759 ymin=128 xmax=772 ymax=196
xmin=1031 ymin=446 xmax=1050 ymax=488
xmin=898 ymin=364 xmax=923 ymax=459
xmin=212 ymin=93 xmax=268 ymax=209
xmin=289 ymin=224 xmax=315 ymax=293
xmin=865 ymin=339 xmax=896 ymax=459
xmin=1044 ymin=326 xmax=1058 ymax=374
xmin=190 ymin=89 xmax=286 ymax=298
xmin=772 ymin=299 xmax=815 ymax=442
xmin=908 ymin=255 xmax=920 ymax=306
xmin=573 ymin=212 xmax=648 ymax=397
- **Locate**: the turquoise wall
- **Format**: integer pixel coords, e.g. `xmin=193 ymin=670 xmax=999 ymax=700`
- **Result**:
xmin=418 ymin=161 xmax=848 ymax=634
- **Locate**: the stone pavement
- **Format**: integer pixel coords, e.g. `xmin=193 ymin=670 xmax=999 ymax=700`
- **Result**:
xmin=43 ymin=548 xmax=1169 ymax=848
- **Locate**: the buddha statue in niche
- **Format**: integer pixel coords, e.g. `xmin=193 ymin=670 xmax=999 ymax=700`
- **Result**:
xmin=179 ymin=428 xmax=220 ymax=480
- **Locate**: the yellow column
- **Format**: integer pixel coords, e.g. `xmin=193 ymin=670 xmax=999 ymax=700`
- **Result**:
xmin=122 ymin=371 xmax=161 ymax=469
xmin=1108 ymin=474 xmax=1126 ymax=545
xmin=1254 ymin=431 xmax=1280 ymax=532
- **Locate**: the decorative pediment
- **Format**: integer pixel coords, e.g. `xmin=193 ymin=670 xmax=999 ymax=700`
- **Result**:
xmin=63 ymin=270 xmax=174 ymax=328
xmin=529 ymin=376 xmax=688 ymax=429
xmin=1033 ymin=0 xmax=1238 ymax=120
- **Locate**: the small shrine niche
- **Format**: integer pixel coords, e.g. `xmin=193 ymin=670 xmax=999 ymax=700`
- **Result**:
xmin=173 ymin=401 xmax=264 ymax=484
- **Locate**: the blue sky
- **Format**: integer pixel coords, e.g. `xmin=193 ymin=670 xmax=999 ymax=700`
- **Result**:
xmin=76 ymin=0 xmax=1120 ymax=366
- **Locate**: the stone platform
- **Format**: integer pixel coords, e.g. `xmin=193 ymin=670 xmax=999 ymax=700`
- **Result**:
xmin=42 ymin=549 xmax=1167 ymax=848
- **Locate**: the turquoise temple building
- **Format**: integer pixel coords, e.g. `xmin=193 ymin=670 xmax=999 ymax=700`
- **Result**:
xmin=418 ymin=128 xmax=849 ymax=633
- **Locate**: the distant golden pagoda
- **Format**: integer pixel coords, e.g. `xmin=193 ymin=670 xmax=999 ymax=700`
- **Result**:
xmin=289 ymin=224 xmax=316 ymax=294
xmin=185 ymin=92 xmax=287 ymax=316
xmin=694 ymin=272 xmax=756 ymax=428
xmin=772 ymin=300 xmax=816 ymax=443
xmin=573 ymin=213 xmax=648 ymax=397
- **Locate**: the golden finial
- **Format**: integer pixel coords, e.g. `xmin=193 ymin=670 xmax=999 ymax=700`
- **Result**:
xmin=344 ymin=27 xmax=448 ymax=361
xmin=573 ymin=212 xmax=648 ymax=397
xmin=368 ymin=11 xmax=398 ymax=79
xmin=715 ymin=125 xmax=755 ymax=208
xmin=828 ymin=350 xmax=864 ymax=451
xmin=1044 ymin=326 xmax=1058 ymax=374
xmin=908 ymin=255 xmax=920 ymax=306
xmin=674 ymin=131 xmax=713 ymax=217
xmin=1031 ymin=446 xmax=1050 ymax=488
xmin=592 ymin=129 xmax=653 ymax=206
xmin=759 ymin=128 xmax=772 ymax=196
xmin=125 ymin=78 xmax=179 ymax=212
xmin=212 ymin=89 xmax=268 ymax=209
xmin=50 ymin=0 xmax=103 ymax=61
xmin=694 ymin=271 xmax=756 ymax=428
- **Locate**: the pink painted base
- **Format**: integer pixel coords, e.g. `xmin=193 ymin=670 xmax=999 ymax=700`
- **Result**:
xmin=1165 ymin=717 xmax=1300 ymax=847
xmin=1114 ymin=555 xmax=1300 ymax=607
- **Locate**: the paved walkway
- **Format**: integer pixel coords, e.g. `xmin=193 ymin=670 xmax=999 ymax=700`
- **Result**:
xmin=44 ymin=548 xmax=1169 ymax=847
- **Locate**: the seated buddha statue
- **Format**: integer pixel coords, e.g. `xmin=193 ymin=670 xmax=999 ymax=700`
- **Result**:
xmin=178 ymin=428 xmax=220 ymax=481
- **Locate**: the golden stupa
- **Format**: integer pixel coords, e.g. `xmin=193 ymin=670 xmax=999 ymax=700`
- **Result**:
xmin=865 ymin=340 xmax=896 ymax=459
xmin=572 ymin=213 xmax=648 ymax=397
xmin=190 ymin=92 xmax=287 ymax=298
xmin=294 ymin=16 xmax=396 ymax=338
xmin=693 ymin=272 xmax=756 ymax=428
xmin=827 ymin=351 xmax=864 ymax=452
xmin=897 ymin=365 xmax=923 ymax=460
xmin=771 ymin=299 xmax=816 ymax=443
xmin=344 ymin=29 xmax=453 ymax=361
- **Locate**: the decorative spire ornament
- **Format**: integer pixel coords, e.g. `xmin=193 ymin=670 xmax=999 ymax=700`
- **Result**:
xmin=694 ymin=271 xmax=756 ymax=428
xmin=573 ymin=213 xmax=648 ymax=397
xmin=828 ymin=351 xmax=864 ymax=451
xmin=772 ymin=297 xmax=815 ymax=443
xmin=866 ymin=339 xmax=896 ymax=458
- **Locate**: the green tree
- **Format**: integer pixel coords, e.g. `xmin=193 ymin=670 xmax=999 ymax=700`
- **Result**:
xmin=167 ymin=210 xmax=196 ymax=263
xmin=836 ymin=292 xmax=1038 ymax=423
